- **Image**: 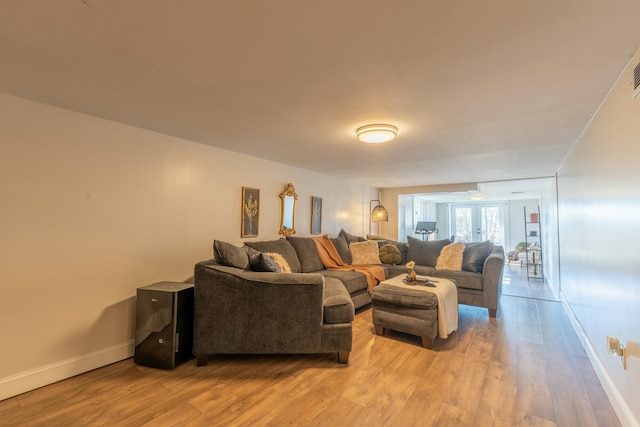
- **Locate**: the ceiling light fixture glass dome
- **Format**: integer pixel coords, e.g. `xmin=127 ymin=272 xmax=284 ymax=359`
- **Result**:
xmin=356 ymin=124 xmax=398 ymax=143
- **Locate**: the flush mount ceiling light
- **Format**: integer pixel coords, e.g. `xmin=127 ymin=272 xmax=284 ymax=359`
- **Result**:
xmin=356 ymin=124 xmax=398 ymax=143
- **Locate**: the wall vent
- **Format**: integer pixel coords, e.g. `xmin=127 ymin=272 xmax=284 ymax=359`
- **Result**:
xmin=634 ymin=62 xmax=640 ymax=99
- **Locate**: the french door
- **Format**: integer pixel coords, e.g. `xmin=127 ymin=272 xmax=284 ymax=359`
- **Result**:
xmin=451 ymin=203 xmax=505 ymax=245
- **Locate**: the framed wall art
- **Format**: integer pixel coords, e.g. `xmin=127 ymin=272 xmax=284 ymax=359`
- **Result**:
xmin=241 ymin=187 xmax=260 ymax=237
xmin=311 ymin=196 xmax=322 ymax=234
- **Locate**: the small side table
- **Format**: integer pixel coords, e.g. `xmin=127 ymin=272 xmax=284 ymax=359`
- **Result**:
xmin=134 ymin=282 xmax=194 ymax=369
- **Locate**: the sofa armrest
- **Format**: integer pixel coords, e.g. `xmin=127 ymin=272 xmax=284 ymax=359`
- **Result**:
xmin=193 ymin=261 xmax=325 ymax=355
xmin=481 ymin=246 xmax=505 ymax=316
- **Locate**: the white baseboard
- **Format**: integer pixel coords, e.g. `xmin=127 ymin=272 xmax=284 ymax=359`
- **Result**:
xmin=559 ymin=294 xmax=638 ymax=427
xmin=0 ymin=340 xmax=134 ymax=401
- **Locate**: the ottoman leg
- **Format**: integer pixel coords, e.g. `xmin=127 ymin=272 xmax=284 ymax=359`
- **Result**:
xmin=421 ymin=336 xmax=435 ymax=349
xmin=374 ymin=324 xmax=385 ymax=336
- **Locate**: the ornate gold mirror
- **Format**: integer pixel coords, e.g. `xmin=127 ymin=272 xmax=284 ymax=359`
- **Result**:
xmin=279 ymin=183 xmax=298 ymax=236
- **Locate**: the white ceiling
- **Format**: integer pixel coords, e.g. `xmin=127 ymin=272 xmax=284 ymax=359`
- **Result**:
xmin=2 ymin=1 xmax=640 ymax=188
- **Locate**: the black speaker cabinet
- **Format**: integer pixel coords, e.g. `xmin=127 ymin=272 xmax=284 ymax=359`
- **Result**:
xmin=134 ymin=282 xmax=194 ymax=369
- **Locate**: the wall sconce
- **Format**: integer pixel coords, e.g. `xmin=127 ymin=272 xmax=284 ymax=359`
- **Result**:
xmin=369 ymin=198 xmax=388 ymax=235
xmin=607 ymin=336 xmax=627 ymax=369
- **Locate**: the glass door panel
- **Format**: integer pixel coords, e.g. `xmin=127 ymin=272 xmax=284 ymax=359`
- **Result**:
xmin=452 ymin=203 xmax=505 ymax=245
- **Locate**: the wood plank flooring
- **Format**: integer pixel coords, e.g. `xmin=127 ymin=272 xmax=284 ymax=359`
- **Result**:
xmin=1 ymin=294 xmax=619 ymax=426
xmin=502 ymin=263 xmax=558 ymax=301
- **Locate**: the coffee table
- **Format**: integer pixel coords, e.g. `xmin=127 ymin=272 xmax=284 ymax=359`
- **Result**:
xmin=371 ymin=274 xmax=458 ymax=349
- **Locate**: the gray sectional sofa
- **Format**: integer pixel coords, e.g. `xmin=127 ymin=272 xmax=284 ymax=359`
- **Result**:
xmin=193 ymin=230 xmax=504 ymax=365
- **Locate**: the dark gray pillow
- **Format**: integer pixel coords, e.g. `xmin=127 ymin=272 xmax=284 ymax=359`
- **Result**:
xmin=245 ymin=247 xmax=281 ymax=272
xmin=338 ymin=229 xmax=366 ymax=245
xmin=407 ymin=236 xmax=451 ymax=267
xmin=462 ymin=241 xmax=493 ymax=273
xmin=213 ymin=240 xmax=250 ymax=270
xmin=395 ymin=242 xmax=409 ymax=265
xmin=245 ymin=238 xmax=301 ymax=273
xmin=286 ymin=236 xmax=324 ymax=272
xmin=330 ymin=236 xmax=352 ymax=264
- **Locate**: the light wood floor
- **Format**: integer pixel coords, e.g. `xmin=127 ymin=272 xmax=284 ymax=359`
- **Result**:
xmin=502 ymin=263 xmax=559 ymax=302
xmin=1 ymin=294 xmax=618 ymax=426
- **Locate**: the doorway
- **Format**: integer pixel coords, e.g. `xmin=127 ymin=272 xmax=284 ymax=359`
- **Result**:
xmin=451 ymin=203 xmax=506 ymax=246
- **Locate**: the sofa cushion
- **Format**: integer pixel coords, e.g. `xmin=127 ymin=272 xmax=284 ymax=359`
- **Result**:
xmin=286 ymin=236 xmax=324 ymax=273
xmin=435 ymin=242 xmax=465 ymax=271
xmin=462 ymin=241 xmax=493 ymax=273
xmin=338 ymin=229 xmax=366 ymax=245
xmin=350 ymin=241 xmax=381 ymax=265
xmin=319 ymin=270 xmax=369 ymax=295
xmin=245 ymin=239 xmax=301 ymax=273
xmin=431 ymin=269 xmax=484 ymax=291
xmin=330 ymin=236 xmax=352 ymax=264
xmin=379 ymin=243 xmax=402 ymax=265
xmin=407 ymin=236 xmax=451 ymax=267
xmin=246 ymin=247 xmax=281 ymax=272
xmin=213 ymin=240 xmax=250 ymax=270
xmin=323 ymin=277 xmax=355 ymax=324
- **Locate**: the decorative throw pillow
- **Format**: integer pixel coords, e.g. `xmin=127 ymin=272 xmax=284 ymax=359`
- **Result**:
xmin=379 ymin=243 xmax=402 ymax=265
xmin=407 ymin=236 xmax=452 ymax=268
xmin=462 ymin=241 xmax=493 ymax=273
xmin=265 ymin=252 xmax=292 ymax=273
xmin=213 ymin=240 xmax=250 ymax=270
xmin=435 ymin=242 xmax=466 ymax=271
xmin=349 ymin=241 xmax=381 ymax=265
xmin=370 ymin=238 xmax=409 ymax=265
xmin=245 ymin=247 xmax=281 ymax=272
xmin=395 ymin=242 xmax=409 ymax=265
xmin=245 ymin=239 xmax=301 ymax=273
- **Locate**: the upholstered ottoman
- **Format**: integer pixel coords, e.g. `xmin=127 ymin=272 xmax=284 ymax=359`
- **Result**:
xmin=371 ymin=275 xmax=458 ymax=349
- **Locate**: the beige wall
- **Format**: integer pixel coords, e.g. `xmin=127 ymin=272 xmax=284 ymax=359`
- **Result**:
xmin=557 ymin=48 xmax=640 ymax=425
xmin=0 ymin=94 xmax=369 ymax=399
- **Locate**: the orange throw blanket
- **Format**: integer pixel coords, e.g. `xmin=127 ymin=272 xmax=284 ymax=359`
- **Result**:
xmin=312 ymin=235 xmax=386 ymax=292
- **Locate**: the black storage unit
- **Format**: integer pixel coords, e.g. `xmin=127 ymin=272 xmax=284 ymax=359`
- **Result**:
xmin=134 ymin=282 xmax=194 ymax=369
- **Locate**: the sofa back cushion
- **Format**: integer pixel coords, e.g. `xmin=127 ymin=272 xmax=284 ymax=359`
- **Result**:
xmin=330 ymin=236 xmax=352 ymax=264
xmin=286 ymin=236 xmax=324 ymax=272
xmin=338 ymin=229 xmax=366 ymax=245
xmin=245 ymin=239 xmax=301 ymax=273
xmin=214 ymin=240 xmax=250 ymax=270
xmin=407 ymin=236 xmax=451 ymax=267
xmin=462 ymin=241 xmax=493 ymax=273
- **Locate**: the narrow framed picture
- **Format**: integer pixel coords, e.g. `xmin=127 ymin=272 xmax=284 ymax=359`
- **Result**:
xmin=311 ymin=196 xmax=322 ymax=234
xmin=241 ymin=187 xmax=260 ymax=237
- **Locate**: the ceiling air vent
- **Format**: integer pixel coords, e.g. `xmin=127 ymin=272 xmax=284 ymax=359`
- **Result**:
xmin=634 ymin=62 xmax=640 ymax=99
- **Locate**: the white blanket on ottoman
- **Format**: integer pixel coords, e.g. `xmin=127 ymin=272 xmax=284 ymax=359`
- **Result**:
xmin=383 ymin=275 xmax=459 ymax=339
